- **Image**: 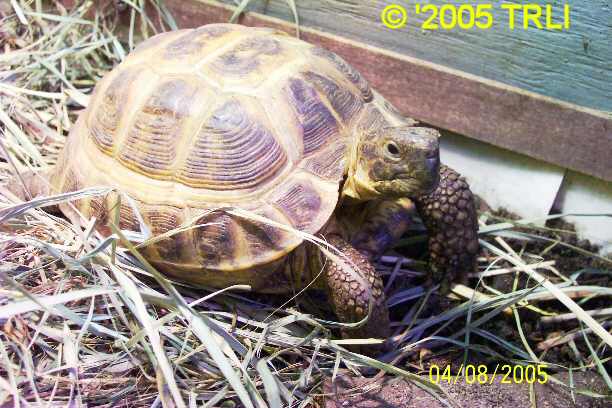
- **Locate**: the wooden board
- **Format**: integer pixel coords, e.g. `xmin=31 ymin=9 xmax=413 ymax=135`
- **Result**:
xmin=215 ymin=0 xmax=612 ymax=113
xmin=154 ymin=0 xmax=612 ymax=182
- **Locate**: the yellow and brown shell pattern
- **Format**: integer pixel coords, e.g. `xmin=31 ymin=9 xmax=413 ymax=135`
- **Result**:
xmin=52 ymin=24 xmax=383 ymax=279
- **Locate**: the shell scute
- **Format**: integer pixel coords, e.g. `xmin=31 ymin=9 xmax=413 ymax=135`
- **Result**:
xmin=164 ymin=25 xmax=233 ymax=59
xmin=303 ymin=71 xmax=362 ymax=124
xmin=118 ymin=78 xmax=199 ymax=176
xmin=311 ymin=46 xmax=373 ymax=103
xmin=286 ymin=77 xmax=340 ymax=156
xmin=270 ymin=178 xmax=324 ymax=232
xmin=299 ymin=141 xmax=347 ymax=182
xmin=241 ymin=208 xmax=285 ymax=259
xmin=89 ymin=68 xmax=138 ymax=153
xmin=117 ymin=202 xmax=141 ymax=232
xmin=90 ymin=196 xmax=108 ymax=223
xmin=177 ymin=98 xmax=288 ymax=190
xmin=202 ymin=35 xmax=296 ymax=88
xmin=193 ymin=210 xmax=237 ymax=268
xmin=145 ymin=206 xmax=191 ymax=263
xmin=124 ymin=30 xmax=191 ymax=65
xmin=190 ymin=205 xmax=299 ymax=271
xmin=126 ymin=25 xmax=246 ymax=72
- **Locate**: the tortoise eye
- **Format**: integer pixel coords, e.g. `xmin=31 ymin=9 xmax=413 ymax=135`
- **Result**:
xmin=385 ymin=141 xmax=401 ymax=158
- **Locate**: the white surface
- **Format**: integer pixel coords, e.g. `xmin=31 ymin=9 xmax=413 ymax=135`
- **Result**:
xmin=556 ymin=171 xmax=612 ymax=255
xmin=439 ymin=132 xmax=612 ymax=254
xmin=440 ymin=132 xmax=566 ymax=225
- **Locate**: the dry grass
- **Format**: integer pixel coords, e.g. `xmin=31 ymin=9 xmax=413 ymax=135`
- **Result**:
xmin=0 ymin=1 xmax=610 ymax=407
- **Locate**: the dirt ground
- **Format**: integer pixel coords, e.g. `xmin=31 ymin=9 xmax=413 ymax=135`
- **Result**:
xmin=322 ymin=371 xmax=610 ymax=408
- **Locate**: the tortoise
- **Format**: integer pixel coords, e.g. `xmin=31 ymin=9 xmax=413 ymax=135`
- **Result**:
xmin=9 ymin=24 xmax=479 ymax=346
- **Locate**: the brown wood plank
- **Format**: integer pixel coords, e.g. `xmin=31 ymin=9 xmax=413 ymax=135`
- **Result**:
xmin=66 ymin=0 xmax=612 ymax=182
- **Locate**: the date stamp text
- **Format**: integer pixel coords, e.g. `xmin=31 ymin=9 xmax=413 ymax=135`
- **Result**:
xmin=429 ymin=364 xmax=549 ymax=385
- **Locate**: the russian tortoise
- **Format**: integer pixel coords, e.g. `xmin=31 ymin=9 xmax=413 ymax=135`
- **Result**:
xmin=11 ymin=24 xmax=479 ymax=346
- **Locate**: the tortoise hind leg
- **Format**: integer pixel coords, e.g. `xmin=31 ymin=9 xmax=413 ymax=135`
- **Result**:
xmin=319 ymin=235 xmax=390 ymax=353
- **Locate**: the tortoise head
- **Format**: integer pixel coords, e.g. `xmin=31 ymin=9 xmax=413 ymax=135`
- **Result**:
xmin=343 ymin=126 xmax=440 ymax=200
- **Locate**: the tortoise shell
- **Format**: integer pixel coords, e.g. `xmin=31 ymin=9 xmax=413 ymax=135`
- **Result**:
xmin=51 ymin=24 xmax=406 ymax=276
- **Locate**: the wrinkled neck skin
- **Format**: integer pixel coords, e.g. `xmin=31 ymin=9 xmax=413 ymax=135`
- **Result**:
xmin=340 ymin=131 xmax=378 ymax=203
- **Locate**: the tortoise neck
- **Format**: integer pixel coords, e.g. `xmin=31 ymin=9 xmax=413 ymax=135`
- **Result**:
xmin=340 ymin=129 xmax=379 ymax=202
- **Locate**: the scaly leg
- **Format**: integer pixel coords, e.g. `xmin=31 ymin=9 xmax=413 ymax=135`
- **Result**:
xmin=414 ymin=164 xmax=479 ymax=290
xmin=348 ymin=197 xmax=416 ymax=260
xmin=316 ymin=235 xmax=390 ymax=352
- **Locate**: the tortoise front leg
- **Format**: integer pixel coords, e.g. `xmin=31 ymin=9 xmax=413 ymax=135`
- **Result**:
xmin=348 ymin=197 xmax=416 ymax=260
xmin=318 ymin=235 xmax=390 ymax=352
xmin=414 ymin=164 xmax=479 ymax=290
xmin=347 ymin=165 xmax=478 ymax=291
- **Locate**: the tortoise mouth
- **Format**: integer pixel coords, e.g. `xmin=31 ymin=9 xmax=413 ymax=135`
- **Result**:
xmin=375 ymin=157 xmax=440 ymax=197
xmin=372 ymin=178 xmax=429 ymax=197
